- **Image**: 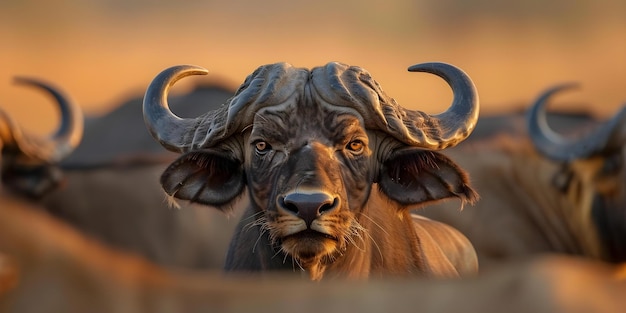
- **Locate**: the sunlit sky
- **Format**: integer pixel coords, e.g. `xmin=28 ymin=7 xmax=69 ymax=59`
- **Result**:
xmin=1 ymin=0 xmax=625 ymax=134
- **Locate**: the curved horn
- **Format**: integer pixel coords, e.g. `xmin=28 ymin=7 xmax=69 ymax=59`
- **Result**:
xmin=143 ymin=65 xmax=209 ymax=152
xmin=5 ymin=77 xmax=83 ymax=163
xmin=528 ymin=83 xmax=626 ymax=161
xmin=407 ymin=62 xmax=479 ymax=150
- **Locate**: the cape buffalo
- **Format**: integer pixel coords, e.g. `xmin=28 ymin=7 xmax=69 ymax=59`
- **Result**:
xmin=0 ymin=76 xmax=239 ymax=269
xmin=421 ymin=84 xmax=626 ymax=270
xmin=144 ymin=61 xmax=480 ymax=280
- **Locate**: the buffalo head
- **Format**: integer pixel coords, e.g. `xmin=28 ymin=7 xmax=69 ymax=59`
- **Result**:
xmin=528 ymin=84 xmax=626 ymax=262
xmin=1 ymin=78 xmax=83 ymax=197
xmin=144 ymin=62 xmax=479 ymax=279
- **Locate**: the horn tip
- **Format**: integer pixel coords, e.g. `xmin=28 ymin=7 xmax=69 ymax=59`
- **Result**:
xmin=170 ymin=64 xmax=209 ymax=76
xmin=12 ymin=76 xmax=40 ymax=86
xmin=552 ymin=82 xmax=580 ymax=92
xmin=407 ymin=62 xmax=461 ymax=73
xmin=407 ymin=62 xmax=438 ymax=72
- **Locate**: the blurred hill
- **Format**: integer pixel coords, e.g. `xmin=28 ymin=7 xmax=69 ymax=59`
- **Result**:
xmin=1 ymin=0 xmax=624 ymax=135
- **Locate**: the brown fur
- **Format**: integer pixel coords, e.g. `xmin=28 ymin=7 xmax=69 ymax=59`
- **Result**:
xmin=420 ymin=134 xmax=624 ymax=270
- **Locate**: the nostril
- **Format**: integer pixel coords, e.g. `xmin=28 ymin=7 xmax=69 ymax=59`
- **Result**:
xmin=284 ymin=201 xmax=299 ymax=215
xmin=279 ymin=196 xmax=299 ymax=215
xmin=319 ymin=197 xmax=339 ymax=214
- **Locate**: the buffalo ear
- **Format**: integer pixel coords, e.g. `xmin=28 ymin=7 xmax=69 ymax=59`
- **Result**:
xmin=160 ymin=149 xmax=245 ymax=210
xmin=378 ymin=148 xmax=478 ymax=208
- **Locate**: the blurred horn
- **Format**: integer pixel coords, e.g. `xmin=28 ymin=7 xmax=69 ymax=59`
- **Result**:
xmin=528 ymin=83 xmax=626 ymax=160
xmin=11 ymin=77 xmax=83 ymax=162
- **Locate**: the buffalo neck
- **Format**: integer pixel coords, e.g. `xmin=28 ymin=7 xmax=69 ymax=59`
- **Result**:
xmin=505 ymin=141 xmax=603 ymax=258
xmin=323 ymin=188 xmax=429 ymax=279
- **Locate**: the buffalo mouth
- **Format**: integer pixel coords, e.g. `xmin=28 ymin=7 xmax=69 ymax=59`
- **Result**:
xmin=280 ymin=229 xmax=339 ymax=260
xmin=283 ymin=229 xmax=338 ymax=242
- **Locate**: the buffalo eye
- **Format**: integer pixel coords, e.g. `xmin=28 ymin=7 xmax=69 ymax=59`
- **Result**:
xmin=254 ymin=140 xmax=272 ymax=155
xmin=346 ymin=140 xmax=365 ymax=154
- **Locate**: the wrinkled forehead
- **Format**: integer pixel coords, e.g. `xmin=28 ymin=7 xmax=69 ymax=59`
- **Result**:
xmin=255 ymin=101 xmax=365 ymax=129
xmin=309 ymin=62 xmax=382 ymax=108
xmin=239 ymin=62 xmax=376 ymax=124
xmin=252 ymin=98 xmax=367 ymax=146
xmin=238 ymin=62 xmax=380 ymax=108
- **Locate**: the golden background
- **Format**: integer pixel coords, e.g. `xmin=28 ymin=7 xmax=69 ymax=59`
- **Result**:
xmin=1 ymin=0 xmax=625 ymax=134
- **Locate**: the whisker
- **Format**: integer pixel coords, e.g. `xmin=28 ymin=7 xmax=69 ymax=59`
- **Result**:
xmin=272 ymin=247 xmax=285 ymax=260
xmin=240 ymin=210 xmax=265 ymax=224
xmin=364 ymin=230 xmax=383 ymax=263
xmin=324 ymin=252 xmax=338 ymax=264
xmin=252 ymin=224 xmax=267 ymax=253
xmin=355 ymin=213 xmax=384 ymax=262
xmin=242 ymin=219 xmax=259 ymax=232
xmin=292 ymin=255 xmax=304 ymax=272
xmin=346 ymin=220 xmax=367 ymax=252
xmin=359 ymin=213 xmax=390 ymax=238
xmin=242 ymin=213 xmax=266 ymax=233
